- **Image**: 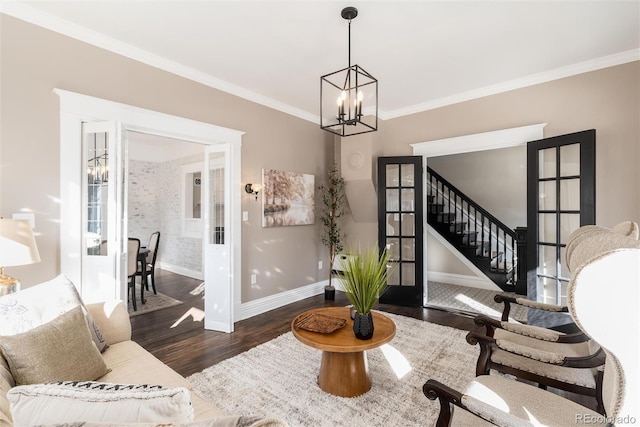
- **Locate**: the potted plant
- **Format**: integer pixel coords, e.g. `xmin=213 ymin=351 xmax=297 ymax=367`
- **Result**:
xmin=340 ymin=245 xmax=394 ymax=340
xmin=318 ymin=163 xmax=347 ymax=300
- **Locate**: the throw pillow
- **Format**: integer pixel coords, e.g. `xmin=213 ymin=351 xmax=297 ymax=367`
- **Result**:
xmin=0 ymin=306 xmax=108 ymax=385
xmin=0 ymin=274 xmax=108 ymax=352
xmin=7 ymin=381 xmax=194 ymax=425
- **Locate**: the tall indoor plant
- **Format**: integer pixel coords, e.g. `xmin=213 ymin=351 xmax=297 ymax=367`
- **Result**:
xmin=318 ymin=163 xmax=347 ymax=300
xmin=340 ymin=245 xmax=394 ymax=340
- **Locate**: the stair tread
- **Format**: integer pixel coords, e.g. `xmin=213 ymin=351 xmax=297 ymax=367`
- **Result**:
xmin=426 ymin=169 xmax=518 ymax=292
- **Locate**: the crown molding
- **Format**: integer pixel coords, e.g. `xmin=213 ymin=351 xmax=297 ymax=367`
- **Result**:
xmin=3 ymin=3 xmax=637 ymax=124
xmin=382 ymin=49 xmax=640 ymax=120
xmin=1 ymin=3 xmax=320 ymax=124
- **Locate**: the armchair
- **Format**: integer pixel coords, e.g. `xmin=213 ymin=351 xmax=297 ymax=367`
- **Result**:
xmin=423 ymin=232 xmax=639 ymax=426
xmin=465 ymin=223 xmax=640 ymax=412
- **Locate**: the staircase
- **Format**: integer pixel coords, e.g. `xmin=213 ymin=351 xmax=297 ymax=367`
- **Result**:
xmin=427 ymin=167 xmax=518 ymax=292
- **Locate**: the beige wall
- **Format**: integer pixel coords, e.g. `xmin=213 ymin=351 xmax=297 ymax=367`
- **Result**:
xmin=342 ymin=62 xmax=640 ymax=274
xmin=2 ymin=14 xmax=638 ymax=299
xmin=0 ymin=15 xmax=334 ymax=301
xmin=428 ymin=145 xmax=527 ymax=229
xmin=384 ymin=61 xmax=640 ymax=227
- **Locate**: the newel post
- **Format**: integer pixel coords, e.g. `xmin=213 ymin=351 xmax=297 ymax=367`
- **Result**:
xmin=515 ymin=227 xmax=527 ymax=295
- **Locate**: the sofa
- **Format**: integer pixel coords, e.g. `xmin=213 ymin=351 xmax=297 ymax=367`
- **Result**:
xmin=0 ymin=275 xmax=287 ymax=426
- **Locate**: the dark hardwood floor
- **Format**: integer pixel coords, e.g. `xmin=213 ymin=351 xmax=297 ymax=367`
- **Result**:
xmin=131 ymin=269 xmax=597 ymax=411
xmin=131 ymin=269 xmax=479 ymax=377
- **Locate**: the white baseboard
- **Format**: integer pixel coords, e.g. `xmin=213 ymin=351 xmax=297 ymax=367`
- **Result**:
xmin=427 ymin=271 xmax=501 ymax=291
xmin=236 ymin=279 xmax=330 ymax=321
xmin=157 ymin=262 xmax=203 ymax=281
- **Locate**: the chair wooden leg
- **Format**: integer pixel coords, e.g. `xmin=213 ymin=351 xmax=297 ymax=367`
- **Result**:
xmin=129 ymin=278 xmax=137 ymax=311
xmin=140 ymin=276 xmax=146 ymax=305
xmin=150 ymin=267 xmax=157 ymax=294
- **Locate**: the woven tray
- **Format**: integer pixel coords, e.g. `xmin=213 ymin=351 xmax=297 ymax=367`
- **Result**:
xmin=294 ymin=312 xmax=347 ymax=333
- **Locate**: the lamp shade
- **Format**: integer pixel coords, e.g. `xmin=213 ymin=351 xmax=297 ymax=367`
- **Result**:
xmin=0 ymin=219 xmax=41 ymax=267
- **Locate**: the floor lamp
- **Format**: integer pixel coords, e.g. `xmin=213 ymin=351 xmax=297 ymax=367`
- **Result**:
xmin=0 ymin=219 xmax=41 ymax=296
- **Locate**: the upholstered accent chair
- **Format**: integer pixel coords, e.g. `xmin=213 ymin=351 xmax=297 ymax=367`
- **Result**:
xmin=423 ymin=230 xmax=639 ymax=426
xmin=466 ymin=222 xmax=639 ymax=411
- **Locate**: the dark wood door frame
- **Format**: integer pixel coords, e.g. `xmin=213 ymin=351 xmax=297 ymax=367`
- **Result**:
xmin=378 ymin=156 xmax=424 ymax=307
xmin=526 ymin=129 xmax=595 ymax=327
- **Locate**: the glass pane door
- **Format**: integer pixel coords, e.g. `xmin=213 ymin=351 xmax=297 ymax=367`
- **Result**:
xmin=527 ymin=130 xmax=595 ymax=315
xmin=203 ymin=145 xmax=233 ymax=332
xmin=378 ymin=156 xmax=423 ymax=307
xmin=81 ymin=121 xmax=126 ymax=303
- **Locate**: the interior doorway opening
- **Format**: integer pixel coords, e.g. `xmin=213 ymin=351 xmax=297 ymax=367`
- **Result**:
xmin=56 ymin=88 xmax=243 ymax=333
xmin=411 ymin=124 xmax=546 ymax=319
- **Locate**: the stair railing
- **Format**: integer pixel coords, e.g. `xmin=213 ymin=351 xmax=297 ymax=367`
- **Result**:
xmin=427 ymin=167 xmax=519 ymax=287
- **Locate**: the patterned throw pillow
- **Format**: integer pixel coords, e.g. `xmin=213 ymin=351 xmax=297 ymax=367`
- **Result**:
xmin=7 ymin=381 xmax=194 ymax=425
xmin=0 ymin=274 xmax=108 ymax=352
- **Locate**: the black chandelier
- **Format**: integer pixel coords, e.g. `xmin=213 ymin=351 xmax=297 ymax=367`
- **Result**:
xmin=320 ymin=6 xmax=378 ymax=137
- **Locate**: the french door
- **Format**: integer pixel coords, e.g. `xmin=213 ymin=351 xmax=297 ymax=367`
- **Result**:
xmin=81 ymin=121 xmax=127 ymax=303
xmin=203 ymin=145 xmax=234 ymax=332
xmin=378 ymin=156 xmax=424 ymax=307
xmin=527 ymin=129 xmax=595 ymax=315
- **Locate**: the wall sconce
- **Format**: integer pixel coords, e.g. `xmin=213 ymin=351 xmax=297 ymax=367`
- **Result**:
xmin=245 ymin=183 xmax=262 ymax=201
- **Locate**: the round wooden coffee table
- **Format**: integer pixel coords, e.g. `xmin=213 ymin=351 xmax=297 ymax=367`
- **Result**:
xmin=291 ymin=307 xmax=396 ymax=397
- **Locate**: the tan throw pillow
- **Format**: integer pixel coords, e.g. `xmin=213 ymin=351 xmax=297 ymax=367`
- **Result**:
xmin=8 ymin=381 xmax=193 ymax=425
xmin=0 ymin=306 xmax=108 ymax=385
xmin=0 ymin=274 xmax=108 ymax=352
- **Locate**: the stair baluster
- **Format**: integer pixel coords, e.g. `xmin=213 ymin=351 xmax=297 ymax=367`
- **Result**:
xmin=426 ymin=167 xmax=523 ymax=293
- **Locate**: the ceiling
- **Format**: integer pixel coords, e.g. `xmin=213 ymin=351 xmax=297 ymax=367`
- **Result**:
xmin=4 ymin=1 xmax=640 ymax=123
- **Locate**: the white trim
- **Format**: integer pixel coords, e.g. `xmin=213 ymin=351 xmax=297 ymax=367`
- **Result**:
xmin=412 ymin=123 xmax=546 ymax=157
xmin=427 ymin=272 xmax=501 ymax=291
xmin=415 ymin=125 xmax=547 ymax=304
xmin=4 ymin=3 xmax=638 ymax=123
xmin=236 ymin=280 xmax=330 ymax=321
xmin=3 ymin=2 xmax=317 ymax=125
xmin=54 ymin=89 xmax=244 ymax=144
xmin=55 ymin=88 xmax=243 ymax=332
xmin=383 ymin=49 xmax=640 ymax=120
xmin=157 ymin=262 xmax=203 ymax=282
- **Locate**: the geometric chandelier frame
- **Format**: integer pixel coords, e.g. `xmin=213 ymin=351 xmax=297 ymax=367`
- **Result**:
xmin=320 ymin=6 xmax=378 ymax=137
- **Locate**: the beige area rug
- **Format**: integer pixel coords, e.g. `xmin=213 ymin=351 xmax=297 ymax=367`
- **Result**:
xmin=127 ymin=283 xmax=182 ymax=317
xmin=426 ymin=281 xmax=528 ymax=323
xmin=188 ymin=312 xmax=479 ymax=427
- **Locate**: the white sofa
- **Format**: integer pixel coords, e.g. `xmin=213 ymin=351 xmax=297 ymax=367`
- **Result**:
xmin=0 ymin=276 xmax=286 ymax=426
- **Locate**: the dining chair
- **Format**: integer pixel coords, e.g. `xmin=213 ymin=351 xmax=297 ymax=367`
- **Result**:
xmin=127 ymin=238 xmax=141 ymax=311
xmin=137 ymin=231 xmax=160 ymax=294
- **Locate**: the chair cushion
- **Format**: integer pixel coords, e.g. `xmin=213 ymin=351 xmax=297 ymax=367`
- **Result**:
xmin=454 ymin=375 xmax=606 ymax=426
xmin=494 ymin=328 xmax=595 ymax=357
xmin=490 ymin=347 xmax=597 ymax=388
xmin=0 ymin=306 xmax=108 ymax=385
xmin=7 ymin=381 xmax=193 ymax=425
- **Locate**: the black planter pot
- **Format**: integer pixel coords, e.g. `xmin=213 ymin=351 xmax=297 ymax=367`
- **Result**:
xmin=324 ymin=287 xmax=335 ymax=300
xmin=353 ymin=312 xmax=374 ymax=340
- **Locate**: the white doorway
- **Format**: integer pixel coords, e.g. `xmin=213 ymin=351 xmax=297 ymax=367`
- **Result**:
xmin=56 ymin=89 xmax=243 ymax=333
xmin=411 ymin=123 xmax=547 ymax=307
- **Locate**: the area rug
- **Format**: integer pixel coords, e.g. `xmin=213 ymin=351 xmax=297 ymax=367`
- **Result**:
xmin=188 ymin=312 xmax=479 ymax=427
xmin=128 ymin=284 xmax=182 ymax=317
xmin=427 ymin=281 xmax=528 ymax=323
